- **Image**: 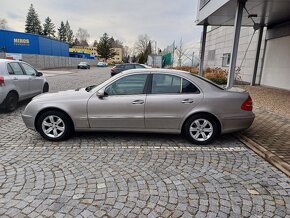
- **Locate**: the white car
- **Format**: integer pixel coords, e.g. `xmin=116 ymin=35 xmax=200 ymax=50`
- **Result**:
xmin=0 ymin=59 xmax=49 ymax=112
xmin=97 ymin=62 xmax=108 ymax=67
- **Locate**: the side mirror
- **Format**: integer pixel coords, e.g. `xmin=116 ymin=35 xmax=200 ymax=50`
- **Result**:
xmin=36 ymin=71 xmax=43 ymax=77
xmin=96 ymin=90 xmax=108 ymax=98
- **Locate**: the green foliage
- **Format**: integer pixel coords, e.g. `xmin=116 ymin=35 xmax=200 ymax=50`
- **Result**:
xmin=43 ymin=17 xmax=56 ymax=38
xmin=25 ymin=4 xmax=42 ymax=34
xmin=97 ymin=33 xmax=116 ymax=60
xmin=65 ymin=21 xmax=74 ymax=45
xmin=204 ymin=67 xmax=228 ymax=85
xmin=58 ymin=21 xmax=66 ymax=41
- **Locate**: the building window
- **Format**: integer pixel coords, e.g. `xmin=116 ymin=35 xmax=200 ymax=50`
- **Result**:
xmin=199 ymin=0 xmax=211 ymax=10
xmin=222 ymin=53 xmax=231 ymax=67
xmin=208 ymin=50 xmax=215 ymax=61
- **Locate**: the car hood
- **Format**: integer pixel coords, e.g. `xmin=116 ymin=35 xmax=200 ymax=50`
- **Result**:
xmin=32 ymin=88 xmax=91 ymax=102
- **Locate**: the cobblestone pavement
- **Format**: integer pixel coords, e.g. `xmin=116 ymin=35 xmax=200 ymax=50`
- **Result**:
xmin=242 ymin=107 xmax=290 ymax=165
xmin=0 ymin=68 xmax=290 ymax=217
xmin=242 ymin=85 xmax=290 ymax=166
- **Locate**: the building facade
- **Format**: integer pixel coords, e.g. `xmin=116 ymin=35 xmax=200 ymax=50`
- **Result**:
xmin=203 ymin=26 xmax=266 ymax=83
xmin=107 ymin=48 xmax=122 ymax=64
xmin=0 ymin=30 xmax=69 ymax=57
xmin=196 ymin=0 xmax=290 ymax=90
xmin=69 ymin=46 xmax=97 ymax=59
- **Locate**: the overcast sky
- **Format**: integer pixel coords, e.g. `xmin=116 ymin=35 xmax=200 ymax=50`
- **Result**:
xmin=1 ymin=0 xmax=202 ymax=50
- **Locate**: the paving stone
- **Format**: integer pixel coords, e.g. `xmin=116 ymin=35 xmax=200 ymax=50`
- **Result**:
xmin=0 ymin=69 xmax=289 ymax=217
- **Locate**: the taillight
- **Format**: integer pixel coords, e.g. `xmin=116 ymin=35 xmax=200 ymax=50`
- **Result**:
xmin=0 ymin=76 xmax=4 ymax=86
xmin=241 ymin=96 xmax=253 ymax=111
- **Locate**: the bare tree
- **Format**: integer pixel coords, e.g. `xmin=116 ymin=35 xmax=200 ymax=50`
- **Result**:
xmin=134 ymin=34 xmax=151 ymax=54
xmin=175 ymin=38 xmax=188 ymax=67
xmin=0 ymin=18 xmax=8 ymax=30
xmin=76 ymin=28 xmax=90 ymax=46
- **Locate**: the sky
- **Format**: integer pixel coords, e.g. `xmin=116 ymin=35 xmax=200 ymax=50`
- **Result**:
xmin=1 ymin=0 xmax=202 ymax=52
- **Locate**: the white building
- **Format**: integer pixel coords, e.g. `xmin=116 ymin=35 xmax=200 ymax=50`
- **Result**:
xmin=196 ymin=0 xmax=290 ymax=90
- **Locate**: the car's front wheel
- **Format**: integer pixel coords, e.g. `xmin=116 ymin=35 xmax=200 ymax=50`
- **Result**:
xmin=43 ymin=83 xmax=49 ymax=93
xmin=183 ymin=115 xmax=218 ymax=145
xmin=36 ymin=110 xmax=73 ymax=141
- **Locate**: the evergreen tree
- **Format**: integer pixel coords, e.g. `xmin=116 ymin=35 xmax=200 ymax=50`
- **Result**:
xmin=97 ymin=33 xmax=116 ymax=60
xmin=58 ymin=21 xmax=66 ymax=41
xmin=25 ymin=4 xmax=42 ymax=34
xmin=43 ymin=17 xmax=56 ymax=38
xmin=65 ymin=20 xmax=74 ymax=45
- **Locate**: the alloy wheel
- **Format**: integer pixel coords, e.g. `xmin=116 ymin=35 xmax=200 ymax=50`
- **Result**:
xmin=41 ymin=115 xmax=65 ymax=138
xmin=189 ymin=118 xmax=213 ymax=142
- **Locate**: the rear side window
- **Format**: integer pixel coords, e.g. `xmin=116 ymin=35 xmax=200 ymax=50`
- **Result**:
xmin=151 ymin=74 xmax=200 ymax=94
xmin=9 ymin=63 xmax=24 ymax=75
xmin=152 ymin=74 xmax=181 ymax=94
xmin=124 ymin=64 xmax=135 ymax=70
xmin=182 ymin=79 xmax=200 ymax=94
xmin=135 ymin=64 xmax=145 ymax=69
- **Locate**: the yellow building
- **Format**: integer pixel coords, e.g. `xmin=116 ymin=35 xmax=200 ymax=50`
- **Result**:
xmin=69 ymin=46 xmax=98 ymax=57
xmin=107 ymin=48 xmax=123 ymax=64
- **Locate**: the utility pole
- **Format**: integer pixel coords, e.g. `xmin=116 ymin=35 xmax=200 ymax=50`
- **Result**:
xmin=192 ymin=51 xmax=195 ymax=66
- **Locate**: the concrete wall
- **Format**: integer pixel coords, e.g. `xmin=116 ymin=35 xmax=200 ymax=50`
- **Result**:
xmin=203 ymin=26 xmax=266 ymax=83
xmin=0 ymin=52 xmax=98 ymax=70
xmin=261 ymin=36 xmax=290 ymax=90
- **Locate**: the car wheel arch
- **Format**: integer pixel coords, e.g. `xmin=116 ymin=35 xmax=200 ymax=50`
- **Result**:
xmin=7 ymin=90 xmax=19 ymax=99
xmin=34 ymin=107 xmax=75 ymax=131
xmin=181 ymin=112 xmax=222 ymax=135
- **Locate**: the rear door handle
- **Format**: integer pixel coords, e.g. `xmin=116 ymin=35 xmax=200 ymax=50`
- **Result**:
xmin=181 ymin=99 xmax=194 ymax=104
xmin=13 ymin=77 xmax=18 ymax=81
xmin=132 ymin=100 xmax=144 ymax=104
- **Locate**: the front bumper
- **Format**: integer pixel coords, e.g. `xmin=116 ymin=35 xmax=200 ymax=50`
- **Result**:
xmin=22 ymin=114 xmax=36 ymax=130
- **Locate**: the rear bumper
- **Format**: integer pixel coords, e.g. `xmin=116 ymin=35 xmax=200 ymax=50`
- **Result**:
xmin=221 ymin=113 xmax=255 ymax=134
xmin=22 ymin=114 xmax=36 ymax=130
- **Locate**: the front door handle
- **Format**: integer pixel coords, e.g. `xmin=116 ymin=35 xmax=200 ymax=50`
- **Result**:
xmin=181 ymin=99 xmax=194 ymax=104
xmin=13 ymin=77 xmax=18 ymax=81
xmin=132 ymin=100 xmax=144 ymax=104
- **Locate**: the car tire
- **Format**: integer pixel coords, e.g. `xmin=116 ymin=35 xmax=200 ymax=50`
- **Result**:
xmin=43 ymin=83 xmax=49 ymax=93
xmin=183 ymin=114 xmax=218 ymax=145
xmin=4 ymin=92 xmax=18 ymax=112
xmin=36 ymin=110 xmax=73 ymax=141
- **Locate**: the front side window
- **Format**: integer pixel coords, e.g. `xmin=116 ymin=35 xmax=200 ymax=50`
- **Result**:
xmin=105 ymin=74 xmax=147 ymax=96
xmin=7 ymin=64 xmax=14 ymax=75
xmin=9 ymin=63 xmax=24 ymax=75
xmin=21 ymin=63 xmax=37 ymax=76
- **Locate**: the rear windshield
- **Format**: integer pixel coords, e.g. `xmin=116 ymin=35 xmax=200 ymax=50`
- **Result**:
xmin=192 ymin=74 xmax=225 ymax=90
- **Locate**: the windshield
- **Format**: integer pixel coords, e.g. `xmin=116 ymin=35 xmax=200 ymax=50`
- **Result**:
xmin=80 ymin=62 xmax=87 ymax=65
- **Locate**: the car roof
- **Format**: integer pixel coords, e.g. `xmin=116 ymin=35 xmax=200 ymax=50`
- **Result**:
xmin=0 ymin=59 xmax=22 ymax=64
xmin=121 ymin=68 xmax=190 ymax=76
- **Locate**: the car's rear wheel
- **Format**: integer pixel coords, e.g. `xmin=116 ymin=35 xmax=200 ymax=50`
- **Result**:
xmin=183 ymin=115 xmax=218 ymax=145
xmin=43 ymin=83 xmax=49 ymax=93
xmin=4 ymin=92 xmax=18 ymax=112
xmin=36 ymin=110 xmax=73 ymax=141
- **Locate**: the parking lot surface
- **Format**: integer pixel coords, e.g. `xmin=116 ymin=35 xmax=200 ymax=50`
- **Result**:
xmin=0 ymin=67 xmax=290 ymax=217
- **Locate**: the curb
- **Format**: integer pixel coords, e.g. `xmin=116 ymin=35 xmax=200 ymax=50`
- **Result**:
xmin=237 ymin=134 xmax=290 ymax=178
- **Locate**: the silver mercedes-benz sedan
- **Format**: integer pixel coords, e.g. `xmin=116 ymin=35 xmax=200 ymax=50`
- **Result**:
xmin=22 ymin=69 xmax=254 ymax=144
